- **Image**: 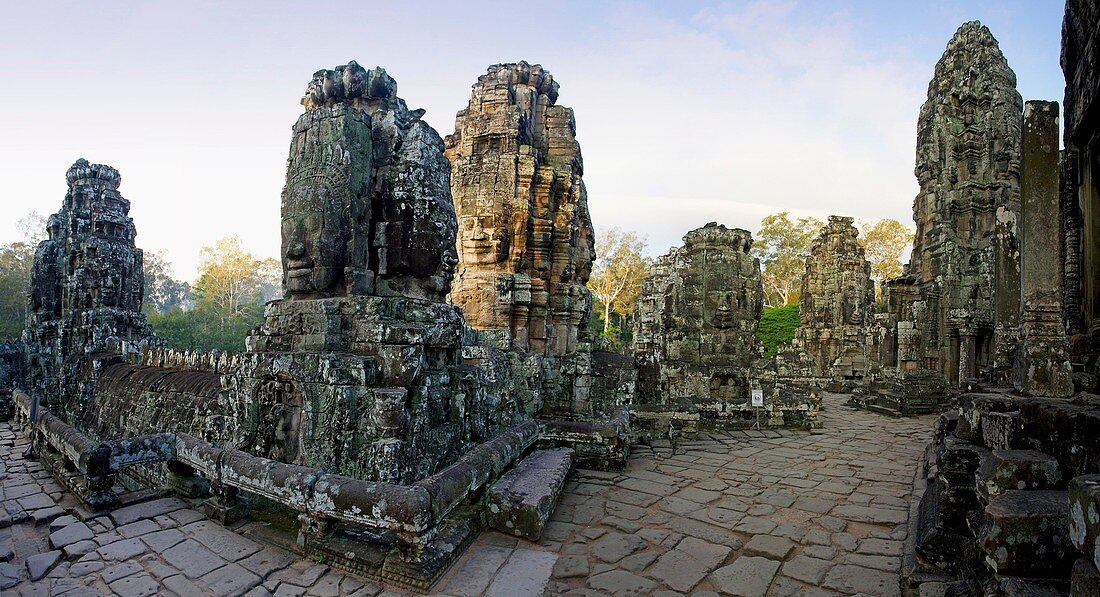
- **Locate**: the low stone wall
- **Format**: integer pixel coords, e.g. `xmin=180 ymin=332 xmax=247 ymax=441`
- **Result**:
xmin=14 ymin=389 xmax=541 ymax=591
xmin=538 ymin=408 xmax=630 ymax=470
xmin=83 ymin=361 xmax=229 ymax=442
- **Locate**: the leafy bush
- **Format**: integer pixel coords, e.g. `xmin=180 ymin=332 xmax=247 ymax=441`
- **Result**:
xmin=758 ymin=304 xmax=800 ymax=357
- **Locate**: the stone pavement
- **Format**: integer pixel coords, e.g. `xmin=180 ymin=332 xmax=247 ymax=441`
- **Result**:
xmin=0 ymin=391 xmax=935 ymax=596
xmin=434 ymin=391 xmax=935 ymax=596
xmin=0 ymin=424 xmax=383 ymax=596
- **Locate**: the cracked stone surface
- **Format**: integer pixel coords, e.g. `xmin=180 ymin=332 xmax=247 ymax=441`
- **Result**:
xmin=2 ymin=391 xmax=933 ymax=596
xmin=434 ymin=392 xmax=934 ymax=596
xmin=0 ymin=422 xmax=385 ymax=596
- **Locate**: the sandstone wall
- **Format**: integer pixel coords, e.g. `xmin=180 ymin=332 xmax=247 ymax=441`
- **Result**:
xmin=1062 ymin=0 xmax=1100 ymax=377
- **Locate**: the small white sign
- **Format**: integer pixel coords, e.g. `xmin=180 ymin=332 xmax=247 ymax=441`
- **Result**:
xmin=751 ymin=389 xmax=764 ymax=407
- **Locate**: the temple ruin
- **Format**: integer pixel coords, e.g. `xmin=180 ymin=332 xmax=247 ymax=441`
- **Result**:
xmin=901 ymin=14 xmax=1100 ymax=596
xmin=446 ymin=61 xmax=593 ymax=358
xmin=1 ymin=5 xmax=1100 ymax=595
xmin=632 ymin=223 xmax=820 ymax=432
xmin=23 ymin=159 xmax=163 ymax=423
xmin=443 ymin=62 xmax=634 ymax=424
xmin=633 ymin=224 xmax=763 ymax=404
xmin=882 ymin=21 xmax=1023 ymax=389
xmin=792 ymin=216 xmax=875 ymax=381
xmin=0 ymin=62 xmax=623 ymax=591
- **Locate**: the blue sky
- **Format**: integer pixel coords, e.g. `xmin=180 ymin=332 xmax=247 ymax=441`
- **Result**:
xmin=0 ymin=1 xmax=1067 ymax=279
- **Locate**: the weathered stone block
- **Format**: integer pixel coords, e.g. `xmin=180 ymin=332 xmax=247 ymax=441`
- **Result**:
xmin=1069 ymin=475 xmax=1100 ymax=572
xmin=956 ymin=393 xmax=1019 ymax=442
xmin=487 ymin=448 xmax=573 ymax=541
xmin=979 ymin=490 xmax=1074 ymax=576
xmin=999 ymin=577 xmax=1069 ymax=596
xmin=937 ymin=440 xmax=989 ymax=512
xmin=982 ymin=411 xmax=1023 ymax=450
xmin=915 ymin=479 xmax=967 ymax=571
xmin=1020 ymin=397 xmax=1100 ymax=479
xmin=976 ymin=450 xmax=1062 ymax=503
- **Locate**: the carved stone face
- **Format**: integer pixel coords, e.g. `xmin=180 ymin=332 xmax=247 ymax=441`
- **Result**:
xmin=281 ymin=183 xmax=348 ymax=298
xmin=703 ymin=284 xmax=737 ymax=329
xmin=99 ymin=282 xmax=118 ymax=307
xmin=458 ymin=213 xmax=509 ymax=265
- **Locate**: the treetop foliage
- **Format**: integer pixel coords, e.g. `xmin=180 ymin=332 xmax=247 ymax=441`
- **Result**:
xmin=587 ymin=227 xmax=651 ymax=341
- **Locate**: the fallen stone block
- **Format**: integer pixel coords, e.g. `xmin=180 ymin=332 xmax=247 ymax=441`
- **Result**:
xmin=976 ymin=449 xmax=1062 ymax=503
xmin=956 ymin=393 xmax=1019 ymax=442
xmin=915 ymin=480 xmax=967 ymax=571
xmin=937 ymin=440 xmax=988 ymax=511
xmin=979 ymin=490 xmax=1074 ymax=576
xmin=487 ymin=448 xmax=573 ymax=541
xmin=1019 ymin=396 xmax=1100 ymax=478
xmin=1068 ymin=474 xmax=1100 ymax=572
xmin=998 ymin=576 xmax=1068 ymax=596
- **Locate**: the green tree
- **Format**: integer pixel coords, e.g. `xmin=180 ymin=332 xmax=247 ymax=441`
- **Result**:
xmin=752 ymin=212 xmax=824 ymax=306
xmin=858 ymin=218 xmax=913 ymax=287
xmin=147 ymin=236 xmax=278 ymax=352
xmin=143 ymin=250 xmax=192 ymax=314
xmin=587 ymin=228 xmax=651 ymax=338
xmin=0 ymin=212 xmax=46 ymax=339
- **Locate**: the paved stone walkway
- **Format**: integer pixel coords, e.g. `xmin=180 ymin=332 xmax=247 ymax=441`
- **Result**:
xmin=435 ymin=392 xmax=935 ymax=596
xmin=0 ymin=392 xmax=935 ymax=596
xmin=0 ymin=425 xmax=384 ymax=596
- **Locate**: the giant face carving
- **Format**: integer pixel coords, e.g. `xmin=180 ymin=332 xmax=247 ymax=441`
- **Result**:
xmin=703 ymin=280 xmax=738 ymax=330
xmin=458 ymin=213 xmax=509 ymax=265
xmin=281 ymin=180 xmax=349 ymax=298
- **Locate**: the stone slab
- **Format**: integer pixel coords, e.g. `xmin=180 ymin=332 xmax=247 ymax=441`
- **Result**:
xmin=109 ymin=498 xmax=188 ymax=527
xmin=25 ymin=550 xmax=61 ymax=581
xmin=487 ymin=448 xmax=573 ymax=541
xmin=710 ymin=556 xmax=780 ymax=597
xmin=48 ymin=521 xmax=94 ymax=549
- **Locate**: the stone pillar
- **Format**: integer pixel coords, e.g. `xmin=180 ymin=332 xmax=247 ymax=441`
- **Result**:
xmin=959 ymin=328 xmax=978 ymax=383
xmin=1015 ymin=101 xmax=1074 ymax=397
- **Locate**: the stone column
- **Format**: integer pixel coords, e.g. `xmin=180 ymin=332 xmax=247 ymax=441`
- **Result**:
xmin=959 ymin=328 xmax=978 ymax=383
xmin=1015 ymin=101 xmax=1074 ymax=397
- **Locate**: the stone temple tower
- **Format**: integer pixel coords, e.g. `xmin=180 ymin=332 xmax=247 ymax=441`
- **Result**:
xmin=445 ymin=62 xmax=595 ymax=358
xmin=23 ymin=159 xmax=160 ymax=417
xmin=884 ymin=21 xmax=1023 ymax=386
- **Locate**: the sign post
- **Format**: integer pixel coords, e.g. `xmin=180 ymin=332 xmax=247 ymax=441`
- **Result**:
xmin=751 ymin=388 xmax=764 ymax=430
